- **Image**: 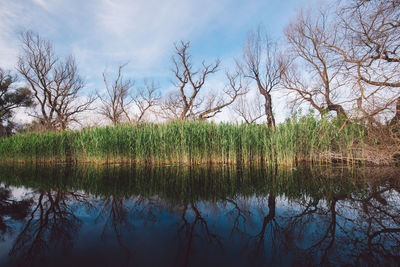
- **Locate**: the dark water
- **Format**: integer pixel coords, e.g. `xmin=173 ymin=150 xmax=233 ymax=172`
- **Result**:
xmin=0 ymin=164 xmax=399 ymax=267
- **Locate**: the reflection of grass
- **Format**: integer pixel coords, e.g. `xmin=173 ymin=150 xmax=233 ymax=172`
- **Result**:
xmin=0 ymin=164 xmax=398 ymax=203
xmin=0 ymin=115 xmax=368 ymax=166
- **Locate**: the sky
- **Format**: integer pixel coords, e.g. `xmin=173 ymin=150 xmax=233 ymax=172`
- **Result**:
xmin=0 ymin=0 xmax=314 ymax=125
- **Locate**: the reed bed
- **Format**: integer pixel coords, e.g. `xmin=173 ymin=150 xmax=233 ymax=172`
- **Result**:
xmin=0 ymin=115 xmax=367 ymax=166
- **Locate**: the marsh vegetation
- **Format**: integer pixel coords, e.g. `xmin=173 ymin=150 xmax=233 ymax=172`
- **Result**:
xmin=1 ymin=114 xmax=384 ymax=165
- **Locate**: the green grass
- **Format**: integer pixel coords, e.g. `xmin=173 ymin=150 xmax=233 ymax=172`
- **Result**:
xmin=0 ymin=114 xmax=367 ymax=166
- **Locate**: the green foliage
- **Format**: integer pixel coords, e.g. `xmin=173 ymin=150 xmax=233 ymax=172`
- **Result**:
xmin=0 ymin=68 xmax=33 ymax=136
xmin=0 ymin=115 xmax=367 ymax=166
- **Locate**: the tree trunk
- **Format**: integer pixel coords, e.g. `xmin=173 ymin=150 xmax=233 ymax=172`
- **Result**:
xmin=264 ymin=93 xmax=275 ymax=128
xmin=390 ymin=97 xmax=400 ymax=125
xmin=327 ymin=103 xmax=347 ymax=118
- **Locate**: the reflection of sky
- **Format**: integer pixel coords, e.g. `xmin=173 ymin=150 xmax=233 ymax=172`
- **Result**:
xmin=0 ymin=184 xmax=32 ymax=201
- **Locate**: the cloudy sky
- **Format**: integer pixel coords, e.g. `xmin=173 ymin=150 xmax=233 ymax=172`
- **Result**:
xmin=1 ymin=0 xmax=314 ymax=123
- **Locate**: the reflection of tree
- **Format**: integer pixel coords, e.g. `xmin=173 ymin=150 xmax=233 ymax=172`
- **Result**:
xmin=176 ymin=202 xmax=222 ymax=267
xmin=280 ymin=183 xmax=400 ymax=266
xmin=234 ymin=167 xmax=280 ymax=265
xmin=96 ymin=196 xmax=133 ymax=267
xmin=214 ymin=168 xmax=400 ymax=266
xmin=305 ymin=198 xmax=339 ymax=265
xmin=240 ymin=193 xmax=279 ymax=266
xmin=347 ymin=184 xmax=400 ymax=265
xmin=255 ymin=194 xmax=276 ymax=244
xmin=96 ymin=195 xmax=163 ymax=266
xmin=8 ymin=190 xmax=88 ymax=264
xmin=0 ymin=186 xmax=32 ymax=238
xmin=225 ymin=198 xmax=251 ymax=237
xmin=97 ymin=197 xmax=132 ymax=248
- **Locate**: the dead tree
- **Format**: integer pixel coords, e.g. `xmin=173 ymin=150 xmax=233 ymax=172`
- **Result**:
xmin=283 ymin=7 xmax=349 ymax=118
xmin=239 ymin=29 xmax=285 ymax=127
xmin=163 ymin=41 xmax=246 ymax=120
xmin=17 ymin=31 xmax=95 ymax=131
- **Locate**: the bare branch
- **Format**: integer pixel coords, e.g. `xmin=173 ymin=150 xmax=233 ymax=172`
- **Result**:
xmin=133 ymin=80 xmax=160 ymax=122
xmin=164 ymin=41 xmax=243 ymax=121
xmin=17 ymin=31 xmax=94 ymax=131
xmin=98 ymin=63 xmax=134 ymax=125
xmin=238 ymin=28 xmax=286 ymax=127
xmin=232 ymin=93 xmax=266 ymax=124
xmin=282 ymin=7 xmax=348 ymax=118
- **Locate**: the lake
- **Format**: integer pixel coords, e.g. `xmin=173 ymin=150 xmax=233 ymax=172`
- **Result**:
xmin=0 ymin=164 xmax=399 ymax=266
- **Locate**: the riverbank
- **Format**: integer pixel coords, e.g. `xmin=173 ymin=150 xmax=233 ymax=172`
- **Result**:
xmin=0 ymin=116 xmax=397 ymax=166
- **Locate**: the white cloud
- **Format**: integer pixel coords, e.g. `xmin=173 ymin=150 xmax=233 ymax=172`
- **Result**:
xmin=0 ymin=1 xmax=21 ymax=69
xmin=1 ymin=0 xmax=313 ymax=126
xmin=93 ymin=0 xmax=230 ymax=70
xmin=0 ymin=0 xmax=56 ymax=69
xmin=32 ymin=0 xmax=49 ymax=10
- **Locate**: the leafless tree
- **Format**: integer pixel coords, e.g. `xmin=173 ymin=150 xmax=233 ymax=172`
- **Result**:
xmin=98 ymin=64 xmax=133 ymax=125
xmin=283 ymin=7 xmax=349 ymax=118
xmin=161 ymin=92 xmax=183 ymax=120
xmin=232 ymin=93 xmax=265 ymax=124
xmin=17 ymin=31 xmax=95 ymax=131
xmin=133 ymin=80 xmax=160 ymax=122
xmin=162 ymin=41 xmax=246 ymax=120
xmin=333 ymin=0 xmax=400 ymax=125
xmin=99 ymin=64 xmax=159 ymax=125
xmin=238 ymin=29 xmax=286 ymax=127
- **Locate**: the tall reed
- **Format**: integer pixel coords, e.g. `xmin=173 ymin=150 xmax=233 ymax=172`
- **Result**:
xmin=0 ymin=114 xmax=367 ymax=166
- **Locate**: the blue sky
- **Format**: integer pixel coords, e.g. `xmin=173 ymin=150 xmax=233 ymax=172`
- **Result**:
xmin=0 ymin=0 xmax=315 ymax=123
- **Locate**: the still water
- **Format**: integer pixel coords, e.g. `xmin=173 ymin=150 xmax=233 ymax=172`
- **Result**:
xmin=0 ymin=164 xmax=399 ymax=266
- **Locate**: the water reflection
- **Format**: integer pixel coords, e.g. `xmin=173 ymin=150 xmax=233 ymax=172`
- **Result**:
xmin=0 ymin=165 xmax=398 ymax=266
xmin=0 ymin=186 xmax=32 ymax=238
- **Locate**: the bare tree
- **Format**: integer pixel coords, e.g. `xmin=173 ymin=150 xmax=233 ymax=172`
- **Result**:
xmin=232 ymin=93 xmax=265 ymax=124
xmin=98 ymin=64 xmax=133 ymax=125
xmin=283 ymin=7 xmax=349 ymax=118
xmin=161 ymin=92 xmax=183 ymax=120
xmin=239 ymin=29 xmax=285 ymax=127
xmin=99 ymin=64 xmax=159 ymax=125
xmin=333 ymin=0 xmax=400 ymax=125
xmin=163 ymin=41 xmax=246 ymax=120
xmin=133 ymin=80 xmax=160 ymax=122
xmin=17 ymin=31 xmax=95 ymax=131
